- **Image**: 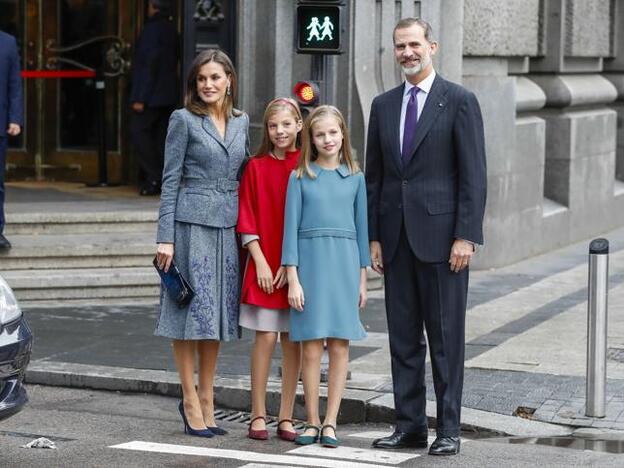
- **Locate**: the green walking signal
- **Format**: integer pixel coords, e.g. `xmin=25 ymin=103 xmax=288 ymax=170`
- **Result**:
xmin=296 ymin=1 xmax=345 ymax=54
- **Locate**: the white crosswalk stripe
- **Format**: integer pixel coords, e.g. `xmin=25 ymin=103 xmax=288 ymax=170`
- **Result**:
xmin=110 ymin=440 xmax=408 ymax=467
xmin=347 ymin=431 xmax=396 ymax=439
xmin=288 ymin=444 xmax=420 ymax=464
xmin=240 ymin=465 xmax=299 ymax=468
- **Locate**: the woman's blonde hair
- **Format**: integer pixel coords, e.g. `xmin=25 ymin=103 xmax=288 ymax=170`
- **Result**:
xmin=184 ymin=49 xmax=241 ymax=118
xmin=254 ymin=98 xmax=303 ymax=157
xmin=296 ymin=105 xmax=359 ymax=179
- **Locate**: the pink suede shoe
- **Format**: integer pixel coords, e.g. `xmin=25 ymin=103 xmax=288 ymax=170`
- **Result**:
xmin=276 ymin=419 xmax=298 ymax=442
xmin=248 ymin=416 xmax=269 ymax=440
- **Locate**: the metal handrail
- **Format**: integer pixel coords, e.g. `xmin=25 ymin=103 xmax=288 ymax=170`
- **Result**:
xmin=45 ymin=36 xmax=130 ymax=77
xmin=45 ymin=35 xmax=124 ymax=53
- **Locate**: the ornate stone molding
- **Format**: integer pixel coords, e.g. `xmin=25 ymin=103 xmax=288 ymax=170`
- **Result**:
xmin=516 ymin=77 xmax=547 ymax=112
xmin=528 ymin=74 xmax=617 ymax=108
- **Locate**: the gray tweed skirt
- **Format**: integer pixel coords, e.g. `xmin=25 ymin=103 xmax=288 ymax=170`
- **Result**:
xmin=155 ymin=221 xmax=241 ymax=341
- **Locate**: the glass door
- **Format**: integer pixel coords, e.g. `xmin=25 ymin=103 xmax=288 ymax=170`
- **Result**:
xmin=6 ymin=0 xmax=133 ymax=183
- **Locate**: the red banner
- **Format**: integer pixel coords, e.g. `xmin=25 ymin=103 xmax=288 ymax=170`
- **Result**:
xmin=21 ymin=70 xmax=96 ymax=79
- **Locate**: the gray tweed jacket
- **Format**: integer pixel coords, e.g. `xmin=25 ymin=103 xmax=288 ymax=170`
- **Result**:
xmin=157 ymin=107 xmax=250 ymax=243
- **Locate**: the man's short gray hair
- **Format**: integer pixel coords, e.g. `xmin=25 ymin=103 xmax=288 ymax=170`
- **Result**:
xmin=393 ymin=18 xmax=435 ymax=43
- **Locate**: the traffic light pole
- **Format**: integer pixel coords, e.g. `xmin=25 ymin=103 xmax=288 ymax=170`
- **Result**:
xmin=311 ymin=54 xmax=336 ymax=106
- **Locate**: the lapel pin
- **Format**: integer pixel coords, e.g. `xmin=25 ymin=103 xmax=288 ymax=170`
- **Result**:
xmin=438 ymin=102 xmax=444 ymax=107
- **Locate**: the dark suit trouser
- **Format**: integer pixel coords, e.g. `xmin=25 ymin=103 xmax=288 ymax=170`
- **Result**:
xmin=384 ymin=226 xmax=468 ymax=437
xmin=0 ymin=137 xmax=6 ymax=234
xmin=131 ymin=106 xmax=172 ymax=184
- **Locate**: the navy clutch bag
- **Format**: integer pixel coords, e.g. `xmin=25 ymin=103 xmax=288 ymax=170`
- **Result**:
xmin=153 ymin=257 xmax=195 ymax=308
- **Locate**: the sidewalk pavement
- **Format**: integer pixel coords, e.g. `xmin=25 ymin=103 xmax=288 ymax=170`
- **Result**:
xmin=20 ymin=224 xmax=624 ymax=438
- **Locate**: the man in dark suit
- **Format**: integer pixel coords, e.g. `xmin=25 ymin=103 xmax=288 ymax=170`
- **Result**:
xmin=0 ymin=30 xmax=23 ymax=250
xmin=366 ymin=18 xmax=486 ymax=456
xmin=130 ymin=0 xmax=178 ymax=196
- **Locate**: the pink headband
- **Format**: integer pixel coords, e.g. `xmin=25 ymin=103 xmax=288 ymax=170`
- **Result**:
xmin=270 ymin=98 xmax=302 ymax=117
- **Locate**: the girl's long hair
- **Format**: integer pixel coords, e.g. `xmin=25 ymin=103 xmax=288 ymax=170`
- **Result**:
xmin=255 ymin=98 xmax=303 ymax=157
xmin=296 ymin=105 xmax=360 ymax=179
xmin=184 ymin=49 xmax=241 ymax=118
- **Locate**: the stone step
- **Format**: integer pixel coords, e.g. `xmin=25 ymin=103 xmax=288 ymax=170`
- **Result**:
xmin=5 ymin=269 xmax=381 ymax=302
xmin=2 ymin=266 xmax=160 ymax=302
xmin=0 ymin=232 xmax=156 ymax=270
xmin=3 ymin=266 xmax=382 ymax=302
xmin=4 ymin=210 xmax=157 ymax=235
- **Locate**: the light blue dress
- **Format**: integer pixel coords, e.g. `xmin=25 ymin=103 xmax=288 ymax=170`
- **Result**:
xmin=281 ymin=163 xmax=371 ymax=341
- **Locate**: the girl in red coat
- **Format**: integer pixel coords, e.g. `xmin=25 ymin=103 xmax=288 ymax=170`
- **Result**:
xmin=237 ymin=98 xmax=303 ymax=441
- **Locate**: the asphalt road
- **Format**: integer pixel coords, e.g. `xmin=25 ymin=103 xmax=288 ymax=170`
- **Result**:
xmin=1 ymin=385 xmax=623 ymax=467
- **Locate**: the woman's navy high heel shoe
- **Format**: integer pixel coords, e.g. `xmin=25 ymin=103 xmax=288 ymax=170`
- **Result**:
xmin=207 ymin=426 xmax=228 ymax=435
xmin=178 ymin=401 xmax=215 ymax=438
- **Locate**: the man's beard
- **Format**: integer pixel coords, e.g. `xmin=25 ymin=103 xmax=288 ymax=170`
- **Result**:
xmin=402 ymin=54 xmax=431 ymax=76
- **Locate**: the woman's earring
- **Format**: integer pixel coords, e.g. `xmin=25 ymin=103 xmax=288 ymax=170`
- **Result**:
xmin=226 ymin=85 xmax=231 ymax=96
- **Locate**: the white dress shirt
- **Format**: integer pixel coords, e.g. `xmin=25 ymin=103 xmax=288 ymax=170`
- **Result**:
xmin=399 ymin=70 xmax=436 ymax=154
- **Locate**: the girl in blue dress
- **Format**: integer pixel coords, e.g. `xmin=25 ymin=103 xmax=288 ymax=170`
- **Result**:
xmin=282 ymin=105 xmax=371 ymax=448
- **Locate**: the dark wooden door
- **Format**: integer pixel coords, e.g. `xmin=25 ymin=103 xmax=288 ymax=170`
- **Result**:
xmin=6 ymin=0 xmax=134 ymax=183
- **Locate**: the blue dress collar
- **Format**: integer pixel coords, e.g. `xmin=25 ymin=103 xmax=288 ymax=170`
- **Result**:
xmin=311 ymin=162 xmax=351 ymax=178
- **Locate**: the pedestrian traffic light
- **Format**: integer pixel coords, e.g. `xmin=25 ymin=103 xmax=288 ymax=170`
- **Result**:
xmin=293 ymin=80 xmax=320 ymax=117
xmin=296 ymin=0 xmax=345 ymax=54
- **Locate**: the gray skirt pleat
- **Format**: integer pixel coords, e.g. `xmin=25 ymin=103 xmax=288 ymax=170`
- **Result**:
xmin=155 ymin=221 xmax=241 ymax=341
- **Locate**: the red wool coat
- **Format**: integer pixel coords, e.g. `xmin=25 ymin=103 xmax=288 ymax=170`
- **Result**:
xmin=237 ymin=150 xmax=300 ymax=309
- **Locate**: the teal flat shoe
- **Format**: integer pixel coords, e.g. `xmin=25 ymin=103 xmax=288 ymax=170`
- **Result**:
xmin=320 ymin=424 xmax=339 ymax=448
xmin=294 ymin=424 xmax=320 ymax=445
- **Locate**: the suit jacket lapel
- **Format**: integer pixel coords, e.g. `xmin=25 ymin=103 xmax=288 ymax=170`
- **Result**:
xmin=224 ymin=117 xmax=241 ymax=151
xmin=405 ymin=75 xmax=448 ymax=162
xmin=385 ymin=84 xmax=404 ymax=174
xmin=201 ymin=116 xmax=228 ymax=153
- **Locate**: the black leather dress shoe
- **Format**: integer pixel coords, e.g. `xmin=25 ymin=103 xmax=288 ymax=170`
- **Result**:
xmin=428 ymin=436 xmax=460 ymax=455
xmin=372 ymin=431 xmax=428 ymax=449
xmin=0 ymin=234 xmax=11 ymax=250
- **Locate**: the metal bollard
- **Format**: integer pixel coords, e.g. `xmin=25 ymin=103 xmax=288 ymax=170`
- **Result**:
xmin=586 ymin=238 xmax=609 ymax=418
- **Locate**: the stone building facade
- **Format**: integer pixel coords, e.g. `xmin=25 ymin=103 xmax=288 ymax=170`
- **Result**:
xmin=238 ymin=0 xmax=624 ymax=268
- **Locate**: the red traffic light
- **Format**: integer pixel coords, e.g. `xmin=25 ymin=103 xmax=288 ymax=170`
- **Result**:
xmin=293 ymin=81 xmax=320 ymax=106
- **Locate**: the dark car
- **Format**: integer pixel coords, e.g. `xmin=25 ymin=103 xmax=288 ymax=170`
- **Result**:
xmin=0 ymin=275 xmax=32 ymax=421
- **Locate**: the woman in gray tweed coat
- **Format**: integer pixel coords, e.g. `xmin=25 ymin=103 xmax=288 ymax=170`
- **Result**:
xmin=154 ymin=49 xmax=249 ymax=437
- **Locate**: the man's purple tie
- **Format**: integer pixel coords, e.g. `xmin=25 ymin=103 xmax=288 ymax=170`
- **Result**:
xmin=401 ymin=86 xmax=420 ymax=164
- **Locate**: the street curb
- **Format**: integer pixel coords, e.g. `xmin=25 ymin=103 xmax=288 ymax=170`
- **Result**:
xmin=25 ymin=361 xmax=571 ymax=437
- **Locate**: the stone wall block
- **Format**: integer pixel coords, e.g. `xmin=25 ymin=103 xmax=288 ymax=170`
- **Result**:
xmin=542 ymin=109 xmax=616 ymax=208
xmin=610 ymin=102 xmax=624 ymax=181
xmin=463 ymin=76 xmax=516 ymax=177
xmin=473 ymin=114 xmax=544 ymax=269
xmin=354 ymin=0 xmax=384 ymax=131
xmin=543 ymin=158 xmax=571 ymax=206
xmin=604 ymin=1 xmax=624 ymax=71
xmin=511 ymin=116 xmax=545 ymax=178
xmin=544 ymin=115 xmax=572 ymax=162
xmin=569 ymin=152 xmax=615 ymax=211
xmin=515 ymin=115 xmax=545 ymax=183
xmin=380 ymin=0 xmax=401 ymax=91
xmin=572 ymin=153 xmax=616 ymax=234
xmin=541 ymin=210 xmax=572 ymax=253
xmin=486 ymin=170 xmax=543 ymax=219
xmin=612 ymin=194 xmax=624 ymax=232
xmin=565 ymin=0 xmax=612 ymax=57
xmin=530 ymin=0 xmax=604 ymax=73
xmin=463 ymin=0 xmax=540 ymax=57
xmin=473 ymin=206 xmax=542 ymax=269
xmin=569 ymin=109 xmax=617 ymax=159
